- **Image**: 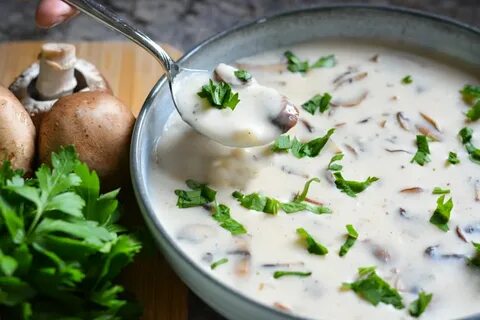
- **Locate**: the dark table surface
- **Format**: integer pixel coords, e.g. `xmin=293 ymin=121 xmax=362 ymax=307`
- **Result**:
xmin=1 ymin=0 xmax=479 ymax=319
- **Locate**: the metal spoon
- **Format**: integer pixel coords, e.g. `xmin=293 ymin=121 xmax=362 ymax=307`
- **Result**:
xmin=63 ymin=0 xmax=299 ymax=147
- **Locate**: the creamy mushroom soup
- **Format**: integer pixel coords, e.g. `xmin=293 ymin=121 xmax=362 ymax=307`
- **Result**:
xmin=151 ymin=40 xmax=480 ymax=319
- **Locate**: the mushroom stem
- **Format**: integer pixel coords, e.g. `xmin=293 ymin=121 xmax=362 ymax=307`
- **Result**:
xmin=36 ymin=43 xmax=77 ymax=100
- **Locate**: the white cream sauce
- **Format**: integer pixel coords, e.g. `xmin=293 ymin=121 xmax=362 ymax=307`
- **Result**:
xmin=173 ymin=63 xmax=298 ymax=147
xmin=151 ymin=40 xmax=480 ymax=319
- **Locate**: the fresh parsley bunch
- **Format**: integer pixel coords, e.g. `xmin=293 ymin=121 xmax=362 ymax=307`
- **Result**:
xmin=0 ymin=146 xmax=141 ymax=319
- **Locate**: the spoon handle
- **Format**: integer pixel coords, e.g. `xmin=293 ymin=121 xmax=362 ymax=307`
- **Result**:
xmin=64 ymin=0 xmax=177 ymax=78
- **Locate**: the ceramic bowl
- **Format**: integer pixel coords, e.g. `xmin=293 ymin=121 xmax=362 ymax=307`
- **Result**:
xmin=131 ymin=5 xmax=480 ymax=320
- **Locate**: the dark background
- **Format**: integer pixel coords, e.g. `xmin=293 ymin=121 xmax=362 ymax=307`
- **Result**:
xmin=1 ymin=0 xmax=478 ymax=319
xmin=1 ymin=0 xmax=479 ymax=49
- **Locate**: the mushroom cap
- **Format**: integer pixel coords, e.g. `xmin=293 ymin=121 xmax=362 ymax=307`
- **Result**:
xmin=0 ymin=85 xmax=36 ymax=172
xmin=9 ymin=59 xmax=112 ymax=127
xmin=38 ymin=91 xmax=135 ymax=189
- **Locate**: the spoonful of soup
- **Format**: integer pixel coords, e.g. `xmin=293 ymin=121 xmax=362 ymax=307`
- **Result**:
xmin=64 ymin=0 xmax=299 ymax=147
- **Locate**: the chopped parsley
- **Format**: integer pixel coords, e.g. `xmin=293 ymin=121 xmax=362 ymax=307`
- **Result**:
xmin=175 ymin=181 xmax=246 ymax=235
xmin=296 ymin=228 xmax=328 ymax=255
xmin=458 ymin=127 xmax=480 ymax=164
xmin=327 ymin=153 xmax=344 ymax=171
xmin=432 ymin=187 xmax=450 ymax=195
xmin=175 ymin=179 xmax=217 ymax=208
xmin=302 ymin=93 xmax=332 ymax=115
xmin=333 ymin=172 xmax=379 ymax=197
xmin=409 ymin=291 xmax=433 ymax=318
xmin=271 ymin=129 xmax=335 ymax=158
xmin=466 ymin=101 xmax=480 ymax=121
xmin=233 ymin=178 xmax=331 ymax=215
xmin=284 ymin=51 xmax=336 ymax=73
xmin=212 ymin=204 xmax=247 ymax=235
xmin=197 ymin=79 xmax=240 ymax=110
xmin=273 ymin=271 xmax=312 ymax=279
xmin=234 ymin=69 xmax=252 ymax=82
xmin=411 ymin=135 xmax=431 ymax=166
xmin=401 ymin=75 xmax=413 ymax=85
xmin=210 ymin=258 xmax=229 ymax=270
xmin=294 ymin=178 xmax=319 ymax=202
xmin=460 ymin=84 xmax=480 ymax=104
xmin=342 ymin=266 xmax=404 ymax=309
xmin=429 ymin=195 xmax=453 ymax=232
xmin=447 ymin=152 xmax=460 ymax=165
xmin=339 ymin=224 xmax=359 ymax=257
xmin=470 ymin=242 xmax=480 ymax=267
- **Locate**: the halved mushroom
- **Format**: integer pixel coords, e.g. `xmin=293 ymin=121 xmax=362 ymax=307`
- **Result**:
xmin=9 ymin=43 xmax=111 ymax=127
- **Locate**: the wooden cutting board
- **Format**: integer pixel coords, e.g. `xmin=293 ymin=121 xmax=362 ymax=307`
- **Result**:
xmin=0 ymin=41 xmax=188 ymax=320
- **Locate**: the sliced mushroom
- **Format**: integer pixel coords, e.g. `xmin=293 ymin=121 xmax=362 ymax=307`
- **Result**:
xmin=228 ymin=238 xmax=251 ymax=277
xmin=399 ymin=187 xmax=424 ymax=194
xmin=300 ymin=119 xmax=314 ymax=133
xmin=334 ymin=72 xmax=368 ymax=90
xmin=262 ymin=262 xmax=305 ymax=268
xmin=424 ymin=245 xmax=466 ymax=261
xmin=331 ymin=91 xmax=368 ymax=108
xmin=9 ymin=43 xmax=111 ymax=127
xmin=419 ymin=112 xmax=441 ymax=132
xmin=396 ymin=112 xmax=412 ymax=131
xmin=456 ymin=226 xmax=468 ymax=243
xmin=271 ymin=97 xmax=299 ymax=132
xmin=176 ymin=224 xmax=217 ymax=243
xmin=416 ymin=124 xmax=442 ymax=141
xmin=474 ymin=181 xmax=480 ymax=202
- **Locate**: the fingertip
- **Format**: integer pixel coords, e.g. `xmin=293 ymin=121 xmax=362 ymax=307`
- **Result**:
xmin=36 ymin=0 xmax=77 ymax=28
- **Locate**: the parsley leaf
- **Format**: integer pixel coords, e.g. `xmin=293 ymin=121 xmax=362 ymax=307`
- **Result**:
xmin=333 ymin=172 xmax=379 ymax=197
xmin=302 ymin=93 xmax=332 ymax=115
xmin=311 ymin=54 xmax=336 ymax=68
xmin=284 ymin=51 xmax=336 ymax=73
xmin=212 ymin=204 xmax=247 ymax=235
xmin=432 ymin=187 xmax=450 ymax=195
xmin=469 ymin=242 xmax=480 ymax=267
xmin=210 ymin=258 xmax=228 ymax=270
xmin=458 ymin=127 xmax=480 ymax=164
xmin=234 ymin=70 xmax=252 ymax=82
xmin=411 ymin=135 xmax=431 ymax=166
xmin=273 ymin=271 xmax=312 ymax=279
xmin=401 ymin=75 xmax=413 ymax=85
xmin=339 ymin=224 xmax=358 ymax=257
xmin=342 ymin=266 xmax=404 ymax=309
xmin=466 ymin=101 xmax=480 ymax=121
xmin=272 ymin=129 xmax=335 ymax=158
xmin=197 ymin=79 xmax=240 ymax=110
xmin=429 ymin=195 xmax=453 ymax=232
xmin=409 ymin=291 xmax=433 ymax=317
xmin=460 ymin=84 xmax=480 ymax=104
xmin=327 ymin=153 xmax=344 ymax=171
xmin=447 ymin=152 xmax=460 ymax=165
xmin=233 ymin=178 xmax=331 ymax=216
xmin=0 ymin=146 xmax=141 ymax=319
xmin=294 ymin=178 xmax=320 ymax=202
xmin=174 ymin=179 xmax=217 ymax=208
xmin=296 ymin=228 xmax=328 ymax=255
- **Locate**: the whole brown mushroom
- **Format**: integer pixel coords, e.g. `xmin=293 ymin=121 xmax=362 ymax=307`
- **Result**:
xmin=9 ymin=43 xmax=111 ymax=127
xmin=38 ymin=91 xmax=135 ymax=189
xmin=0 ymin=85 xmax=36 ymax=172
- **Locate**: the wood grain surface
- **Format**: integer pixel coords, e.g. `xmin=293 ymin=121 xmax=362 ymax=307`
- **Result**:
xmin=0 ymin=41 xmax=188 ymax=320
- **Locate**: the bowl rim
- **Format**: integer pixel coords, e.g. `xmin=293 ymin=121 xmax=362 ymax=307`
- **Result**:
xmin=131 ymin=4 xmax=480 ymax=319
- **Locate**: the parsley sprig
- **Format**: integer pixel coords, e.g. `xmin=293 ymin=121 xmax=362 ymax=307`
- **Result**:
xmin=0 ymin=146 xmax=141 ymax=319
xmin=461 ymin=85 xmax=480 ymax=121
xmin=273 ymin=271 xmax=312 ymax=279
xmin=284 ymin=51 xmax=336 ymax=73
xmin=459 ymin=127 xmax=480 ymax=164
xmin=302 ymin=93 xmax=332 ymax=115
xmin=296 ymin=228 xmax=328 ymax=255
xmin=233 ymin=178 xmax=331 ymax=215
xmin=339 ymin=224 xmax=358 ymax=257
xmin=272 ymin=129 xmax=335 ymax=158
xmin=333 ymin=173 xmax=379 ymax=198
xmin=342 ymin=266 xmax=404 ymax=309
xmin=234 ymin=70 xmax=252 ymax=82
xmin=409 ymin=291 xmax=433 ymax=318
xmin=429 ymin=194 xmax=453 ymax=232
xmin=411 ymin=135 xmax=431 ymax=166
xmin=197 ymin=79 xmax=240 ymax=110
xmin=175 ymin=180 xmax=246 ymax=235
